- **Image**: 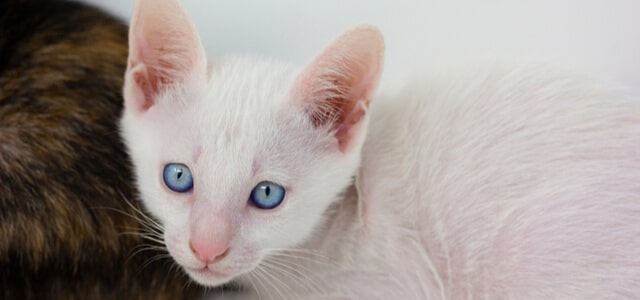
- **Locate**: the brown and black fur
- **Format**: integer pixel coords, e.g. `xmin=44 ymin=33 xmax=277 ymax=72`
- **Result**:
xmin=0 ymin=0 xmax=208 ymax=298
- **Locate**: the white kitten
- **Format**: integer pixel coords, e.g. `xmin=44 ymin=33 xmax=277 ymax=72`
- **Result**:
xmin=121 ymin=0 xmax=640 ymax=298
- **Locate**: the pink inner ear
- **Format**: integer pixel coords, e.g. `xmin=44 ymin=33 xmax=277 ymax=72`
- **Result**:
xmin=127 ymin=64 xmax=156 ymax=112
xmin=291 ymin=25 xmax=384 ymax=152
xmin=335 ymin=102 xmax=368 ymax=152
xmin=124 ymin=0 xmax=207 ymax=114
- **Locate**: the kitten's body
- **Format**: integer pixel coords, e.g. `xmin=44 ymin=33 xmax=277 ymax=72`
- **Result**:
xmin=282 ymin=66 xmax=640 ymax=299
xmin=123 ymin=1 xmax=640 ymax=299
xmin=0 ymin=0 xmax=203 ymax=298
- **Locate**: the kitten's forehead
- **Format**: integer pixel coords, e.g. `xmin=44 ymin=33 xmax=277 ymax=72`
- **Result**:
xmin=187 ymin=56 xmax=301 ymax=164
xmin=203 ymin=56 xmax=296 ymax=118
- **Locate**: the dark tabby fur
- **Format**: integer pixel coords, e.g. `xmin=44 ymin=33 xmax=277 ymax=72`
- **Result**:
xmin=0 ymin=0 xmax=207 ymax=298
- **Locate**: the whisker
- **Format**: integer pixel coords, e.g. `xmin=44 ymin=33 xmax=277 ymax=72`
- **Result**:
xmin=119 ymin=231 xmax=166 ymax=245
xmin=90 ymin=205 xmax=164 ymax=235
xmin=265 ymin=255 xmax=321 ymax=275
xmin=256 ymin=263 xmax=296 ymax=299
xmin=255 ymin=265 xmax=285 ymax=299
xmin=261 ymin=260 xmax=315 ymax=296
xmin=265 ymin=248 xmax=328 ymax=257
xmin=141 ymin=253 xmax=174 ymax=271
xmin=126 ymin=244 xmax=167 ymax=265
xmin=118 ymin=228 xmax=164 ymax=237
xmin=170 ymin=261 xmax=181 ymax=274
xmin=117 ymin=227 xmax=164 ymax=237
xmin=244 ymin=273 xmax=262 ymax=300
xmin=129 ymin=244 xmax=167 ymax=254
xmin=248 ymin=271 xmax=268 ymax=300
xmin=264 ymin=248 xmax=332 ymax=261
xmin=117 ymin=190 xmax=165 ymax=230
xmin=264 ymin=250 xmax=336 ymax=268
xmin=181 ymin=269 xmax=194 ymax=291
xmin=262 ymin=257 xmax=324 ymax=295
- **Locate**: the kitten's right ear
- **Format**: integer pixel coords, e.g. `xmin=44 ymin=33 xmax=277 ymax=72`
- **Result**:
xmin=124 ymin=0 xmax=207 ymax=114
xmin=291 ymin=25 xmax=384 ymax=153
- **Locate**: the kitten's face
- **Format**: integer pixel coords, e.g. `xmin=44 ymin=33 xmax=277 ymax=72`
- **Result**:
xmin=122 ymin=59 xmax=361 ymax=285
xmin=122 ymin=0 xmax=382 ymax=287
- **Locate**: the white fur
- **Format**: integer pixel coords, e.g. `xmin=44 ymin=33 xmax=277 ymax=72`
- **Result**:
xmin=353 ymin=65 xmax=640 ymax=298
xmin=121 ymin=1 xmax=640 ymax=299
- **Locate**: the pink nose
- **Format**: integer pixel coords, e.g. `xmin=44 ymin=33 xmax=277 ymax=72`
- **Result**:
xmin=189 ymin=240 xmax=229 ymax=264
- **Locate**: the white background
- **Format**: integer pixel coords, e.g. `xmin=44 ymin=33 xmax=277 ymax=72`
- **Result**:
xmin=82 ymin=0 xmax=639 ymax=90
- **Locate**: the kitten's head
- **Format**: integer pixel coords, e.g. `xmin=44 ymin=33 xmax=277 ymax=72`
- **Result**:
xmin=121 ymin=0 xmax=383 ymax=286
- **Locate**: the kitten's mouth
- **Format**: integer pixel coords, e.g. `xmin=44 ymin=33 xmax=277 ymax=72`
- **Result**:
xmin=183 ymin=264 xmax=239 ymax=287
xmin=187 ymin=265 xmax=229 ymax=278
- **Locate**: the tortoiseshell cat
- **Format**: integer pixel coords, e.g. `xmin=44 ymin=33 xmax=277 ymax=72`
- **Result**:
xmin=0 ymin=0 xmax=206 ymax=298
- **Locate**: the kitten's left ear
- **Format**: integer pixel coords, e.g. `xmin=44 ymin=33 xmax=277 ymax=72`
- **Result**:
xmin=124 ymin=0 xmax=207 ymax=114
xmin=291 ymin=25 xmax=384 ymax=153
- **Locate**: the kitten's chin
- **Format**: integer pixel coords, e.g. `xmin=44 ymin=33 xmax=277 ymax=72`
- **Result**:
xmin=184 ymin=266 xmax=235 ymax=287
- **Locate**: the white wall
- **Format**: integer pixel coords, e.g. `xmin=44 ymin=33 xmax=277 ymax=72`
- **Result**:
xmin=83 ymin=0 xmax=639 ymax=90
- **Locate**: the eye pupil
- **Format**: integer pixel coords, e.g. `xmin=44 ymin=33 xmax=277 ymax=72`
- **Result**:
xmin=264 ymin=186 xmax=271 ymax=196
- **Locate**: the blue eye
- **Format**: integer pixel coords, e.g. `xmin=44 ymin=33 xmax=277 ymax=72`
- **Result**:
xmin=163 ymin=163 xmax=193 ymax=193
xmin=250 ymin=181 xmax=285 ymax=209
